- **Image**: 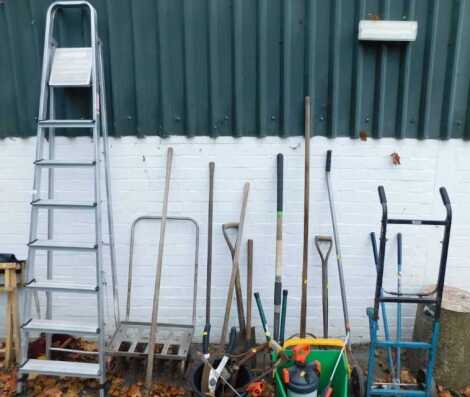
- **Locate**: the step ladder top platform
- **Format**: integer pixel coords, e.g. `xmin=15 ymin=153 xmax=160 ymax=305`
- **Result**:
xmin=49 ymin=47 xmax=93 ymax=87
xmin=19 ymin=359 xmax=100 ymax=378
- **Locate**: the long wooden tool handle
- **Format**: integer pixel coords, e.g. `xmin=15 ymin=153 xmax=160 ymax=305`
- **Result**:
xmin=300 ymin=96 xmax=311 ymax=338
xmin=145 ymin=147 xmax=173 ymax=394
xmin=206 ymin=162 xmax=215 ymax=326
xmin=219 ymin=182 xmax=250 ymax=348
xmin=273 ymin=153 xmax=284 ymax=341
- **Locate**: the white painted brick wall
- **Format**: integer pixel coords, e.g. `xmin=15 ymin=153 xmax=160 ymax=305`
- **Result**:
xmin=0 ymin=136 xmax=468 ymax=343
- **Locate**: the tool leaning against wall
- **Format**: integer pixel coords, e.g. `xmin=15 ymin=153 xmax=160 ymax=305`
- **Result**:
xmin=219 ymin=183 xmax=250 ymax=349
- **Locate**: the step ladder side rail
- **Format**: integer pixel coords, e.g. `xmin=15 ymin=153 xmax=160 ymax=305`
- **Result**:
xmin=45 ymin=85 xmax=56 ymax=360
xmin=98 ymin=40 xmax=120 ymax=328
xmin=18 ymin=6 xmax=57 ymax=393
xmin=90 ymin=9 xmax=107 ymax=392
xmin=20 ymin=2 xmax=112 ymax=392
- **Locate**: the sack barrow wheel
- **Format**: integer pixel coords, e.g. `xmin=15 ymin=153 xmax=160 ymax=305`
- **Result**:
xmin=417 ymin=369 xmax=438 ymax=397
xmin=350 ymin=365 xmax=366 ymax=397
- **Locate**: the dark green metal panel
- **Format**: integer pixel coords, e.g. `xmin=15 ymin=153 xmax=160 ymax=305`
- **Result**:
xmin=1 ymin=0 xmax=470 ymax=139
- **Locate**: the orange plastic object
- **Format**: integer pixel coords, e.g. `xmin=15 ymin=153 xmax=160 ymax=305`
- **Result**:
xmin=282 ymin=368 xmax=290 ymax=384
xmin=292 ymin=344 xmax=310 ymax=364
xmin=323 ymin=386 xmax=334 ymax=397
xmin=313 ymin=360 xmax=321 ymax=375
xmin=246 ymin=381 xmax=265 ymax=397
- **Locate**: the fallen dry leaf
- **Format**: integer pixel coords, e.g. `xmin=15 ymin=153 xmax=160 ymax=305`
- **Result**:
xmin=390 ymin=152 xmax=401 ymax=165
xmin=39 ymin=385 xmax=63 ymax=397
xmin=439 ymin=390 xmax=453 ymax=397
xmin=462 ymin=386 xmax=470 ymax=397
xmin=400 ymin=369 xmax=416 ymax=384
xmin=128 ymin=383 xmax=143 ymax=397
xmin=63 ymin=380 xmax=83 ymax=397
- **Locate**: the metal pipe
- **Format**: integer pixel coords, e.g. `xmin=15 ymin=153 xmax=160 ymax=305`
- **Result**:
xmin=396 ymin=233 xmax=403 ymax=385
xmin=325 ymin=150 xmax=350 ymax=334
xmin=370 ymin=232 xmax=395 ymax=380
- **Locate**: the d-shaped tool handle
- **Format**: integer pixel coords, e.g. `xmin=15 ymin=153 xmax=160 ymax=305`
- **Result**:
xmin=222 ymin=222 xmax=239 ymax=259
xmin=314 ymin=235 xmax=333 ymax=264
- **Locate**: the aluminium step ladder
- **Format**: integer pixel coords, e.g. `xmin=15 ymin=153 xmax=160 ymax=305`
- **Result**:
xmin=17 ymin=2 xmax=119 ymax=396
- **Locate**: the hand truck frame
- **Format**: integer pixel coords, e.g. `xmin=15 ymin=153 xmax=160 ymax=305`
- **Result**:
xmin=366 ymin=186 xmax=452 ymax=397
xmin=108 ymin=215 xmax=199 ymax=375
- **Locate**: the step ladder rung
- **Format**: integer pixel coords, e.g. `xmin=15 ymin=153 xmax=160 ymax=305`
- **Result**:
xmin=23 ymin=319 xmax=99 ymax=335
xmin=19 ymin=359 xmax=100 ymax=378
xmin=35 ymin=159 xmax=96 ymax=168
xmin=28 ymin=240 xmax=97 ymax=252
xmin=38 ymin=120 xmax=95 ymax=129
xmin=25 ymin=279 xmax=98 ymax=293
xmin=32 ymin=199 xmax=97 ymax=209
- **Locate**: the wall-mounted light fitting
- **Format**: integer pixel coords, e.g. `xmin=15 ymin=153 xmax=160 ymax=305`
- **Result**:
xmin=358 ymin=20 xmax=418 ymax=42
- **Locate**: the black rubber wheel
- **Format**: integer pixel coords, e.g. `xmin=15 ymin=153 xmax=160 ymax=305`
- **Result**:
xmin=417 ymin=369 xmax=438 ymax=397
xmin=350 ymin=365 xmax=366 ymax=397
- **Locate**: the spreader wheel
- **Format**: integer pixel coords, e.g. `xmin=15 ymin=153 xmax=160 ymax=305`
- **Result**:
xmin=350 ymin=365 xmax=365 ymax=397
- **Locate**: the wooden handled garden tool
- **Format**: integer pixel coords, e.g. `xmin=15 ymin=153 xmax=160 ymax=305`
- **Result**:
xmin=202 ymin=161 xmax=215 ymax=393
xmin=300 ymin=96 xmax=311 ymax=338
xmin=273 ymin=153 xmax=284 ymax=342
xmin=145 ymin=147 xmax=173 ymax=395
xmin=246 ymin=239 xmax=254 ymax=346
xmin=314 ymin=235 xmax=333 ymax=338
xmin=219 ymin=183 xmax=250 ymax=348
xmin=206 ymin=162 xmax=214 ymax=327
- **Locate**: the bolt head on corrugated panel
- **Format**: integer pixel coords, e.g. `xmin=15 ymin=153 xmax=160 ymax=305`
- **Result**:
xmin=49 ymin=47 xmax=92 ymax=87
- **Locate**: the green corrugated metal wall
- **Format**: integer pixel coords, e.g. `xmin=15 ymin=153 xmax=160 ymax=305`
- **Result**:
xmin=1 ymin=0 xmax=470 ymax=139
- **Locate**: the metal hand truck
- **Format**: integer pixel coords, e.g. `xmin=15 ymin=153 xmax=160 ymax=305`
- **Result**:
xmin=366 ymin=186 xmax=452 ymax=397
xmin=109 ymin=216 xmax=199 ymax=375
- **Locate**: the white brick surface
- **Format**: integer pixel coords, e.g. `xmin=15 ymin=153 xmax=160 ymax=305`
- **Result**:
xmin=0 ymin=136 xmax=468 ymax=343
